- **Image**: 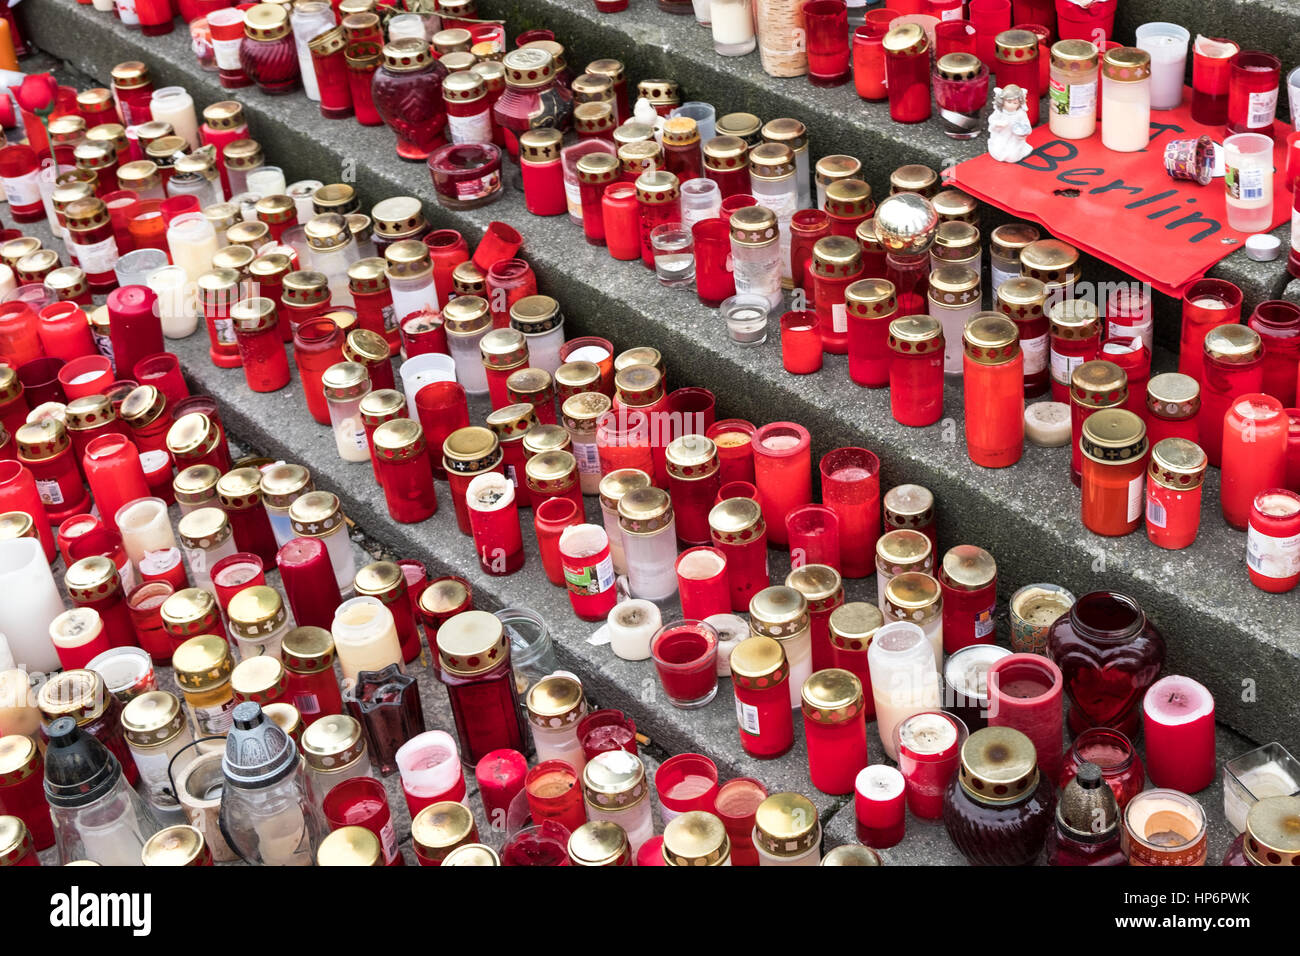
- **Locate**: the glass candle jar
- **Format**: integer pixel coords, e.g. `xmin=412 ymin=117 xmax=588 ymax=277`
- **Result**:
xmin=1246 ymin=489 xmax=1300 ymax=593
xmin=435 ymin=610 xmax=527 ymax=764
xmin=843 ymin=278 xmax=897 ymax=387
xmin=288 ymin=491 xmax=355 ymax=596
xmin=634 ymin=171 xmax=682 ymax=271
xmin=702 ymin=135 xmax=750 ymax=200
xmin=525 ymin=675 xmax=587 ymax=773
xmin=1226 ymin=50 xmax=1281 ymax=137
xmin=224 ymin=585 xmax=290 ymax=660
xmin=1080 ymin=408 xmax=1148 ymax=537
xmin=1069 ymin=360 xmax=1127 ymax=484
xmin=330 ymin=596 xmax=402 ymax=686
xmin=753 ymin=792 xmax=821 ymax=866
xmin=1221 ymin=395 xmax=1287 ymax=530
xmin=581 ymin=750 xmax=653 ymax=854
xmin=121 ymin=690 xmax=193 ymax=814
xmin=708 ymin=496 xmax=768 ymax=612
xmin=811 ymin=236 xmax=865 ymax=354
xmin=802 ymin=669 xmax=868 ymax=795
xmin=238 ymin=4 xmax=301 ymax=96
xmin=373 ymin=38 xmax=449 ymax=161
xmin=1100 ymin=47 xmax=1151 ymax=152
xmin=995 ymin=29 xmax=1042 ymax=126
xmin=510 ymin=295 xmax=565 ymax=376
xmin=884 ymin=24 xmax=932 ymax=123
xmin=1060 ymin=727 xmax=1145 ymax=811
xmin=928 ymin=264 xmax=982 ymax=377
xmin=321 ymin=361 xmax=371 ymax=463
xmin=727 ymin=635 xmax=794 ymax=759
xmin=280 ymin=627 xmax=343 ymax=727
xmin=1047 ymin=299 xmax=1101 ymax=402
xmin=169 ymin=634 xmax=236 ymax=738
xmin=963 ymin=313 xmax=1025 ymax=467
xmin=372 ymin=419 xmax=439 ymax=525
xmin=665 ymin=435 xmax=721 ymax=547
xmin=727 ymin=205 xmax=782 ymax=312
xmin=1179 ymin=278 xmax=1243 ymax=385
xmin=1122 ymin=789 xmax=1207 ymax=866
xmin=935 ymin=52 xmax=991 ymax=138
xmin=943 ymin=726 xmax=1055 ymax=865
xmin=1199 ymin=324 xmax=1264 ymax=467
xmin=1144 ymin=407 xmax=1205 ymax=519
xmin=618 ymin=486 xmax=678 ymax=601
xmin=519 ymin=129 xmax=567 ymax=216
xmin=888 ymin=316 xmax=945 ymax=427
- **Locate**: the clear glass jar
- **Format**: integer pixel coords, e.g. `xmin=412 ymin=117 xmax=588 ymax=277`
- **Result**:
xmin=582 ymin=750 xmax=655 ymax=853
xmin=1101 ymin=48 xmax=1152 ymax=153
xmin=383 ymin=239 xmax=439 ymax=323
xmin=290 ymin=1 xmax=336 ymax=102
xmin=44 ymin=717 xmax=161 ymax=866
xmin=121 ymin=690 xmax=194 ymax=813
xmin=321 ymin=361 xmax=372 ymax=463
xmin=619 ymin=487 xmax=679 ymax=601
xmin=496 ymin=606 xmax=559 ymax=696
xmin=753 ymin=792 xmax=822 ymax=865
xmin=729 ymin=205 xmax=782 ymax=310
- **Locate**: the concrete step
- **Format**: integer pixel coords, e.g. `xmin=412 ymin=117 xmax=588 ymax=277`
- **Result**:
xmin=473 ymin=0 xmax=1297 ymax=349
xmin=23 ymin=0 xmax=1300 ymax=750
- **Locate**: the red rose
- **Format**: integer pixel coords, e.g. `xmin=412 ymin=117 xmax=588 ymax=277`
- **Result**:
xmin=9 ymin=73 xmax=59 ymax=116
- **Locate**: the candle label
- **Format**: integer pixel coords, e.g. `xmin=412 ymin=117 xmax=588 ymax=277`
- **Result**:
xmin=447 ymin=110 xmax=493 ymax=146
xmin=1050 ymin=347 xmax=1085 ymax=385
xmin=379 ymin=818 xmax=398 ymax=863
xmin=564 ymin=554 xmax=615 ymax=595
xmin=132 ymin=746 xmax=181 ymax=809
xmin=1107 ymin=317 xmax=1153 ymax=352
xmin=293 ymin=692 xmax=321 ymax=716
xmin=573 ymin=440 xmax=601 ymax=475
xmin=1145 ymin=491 xmax=1167 ymax=528
xmin=1 ymin=169 xmax=41 ymax=207
xmin=193 ymin=698 xmax=236 ymax=736
xmin=565 ymin=180 xmax=583 ymax=219
xmin=1246 ymin=526 xmax=1300 ymax=579
xmin=736 ymin=698 xmax=761 ymax=735
xmin=213 ymin=317 xmax=237 ymax=345
xmin=1021 ymin=332 xmax=1048 ymax=375
xmin=452 ymin=170 xmax=501 ymax=202
xmin=974 ymin=603 xmax=995 ymax=639
xmin=1126 ymin=474 xmax=1144 ymax=523
xmin=990 ymin=265 xmax=1018 ymax=296
xmin=832 ymin=303 xmax=847 ymax=334
xmin=1246 ymin=88 xmax=1278 ymax=129
xmin=69 ymin=235 xmax=121 ymax=276
xmin=1049 ymin=78 xmax=1096 ymax=118
xmin=35 ymin=477 xmax=65 ymax=506
xmin=1224 ymin=162 xmax=1266 ymax=202
xmin=213 ymin=38 xmax=243 ymax=71
xmin=114 ymin=0 xmax=139 ymax=25
xmin=382 ymin=304 xmax=398 ymax=333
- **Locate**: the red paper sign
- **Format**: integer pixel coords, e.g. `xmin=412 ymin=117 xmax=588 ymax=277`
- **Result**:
xmin=950 ymin=94 xmax=1293 ymax=298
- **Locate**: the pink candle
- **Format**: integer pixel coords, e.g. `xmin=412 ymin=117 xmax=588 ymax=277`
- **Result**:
xmin=854 ymin=764 xmax=906 ymax=849
xmin=474 ymin=748 xmax=528 ymax=834
xmin=987 ymin=653 xmax=1064 ymax=785
xmin=1142 ymin=675 xmax=1215 ymax=794
xmin=895 ymin=710 xmax=966 ymax=819
xmin=395 ymin=730 xmax=468 ymax=819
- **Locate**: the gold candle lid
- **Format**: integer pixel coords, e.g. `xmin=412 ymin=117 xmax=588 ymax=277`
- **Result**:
xmin=302 ymin=714 xmax=365 ymax=771
xmin=521 ymin=423 xmax=569 ymax=456
xmin=702 ymin=135 xmax=748 ymax=171
xmin=226 ymin=585 xmax=287 ymax=641
xmin=931 ymin=220 xmax=981 ymax=261
xmin=753 ymin=792 xmax=820 ymax=857
xmin=959 ymin=726 xmax=1039 ymax=804
xmin=173 ymin=464 xmax=222 ymax=507
xmin=729 ymin=635 xmax=787 ymax=687
xmin=876 ymin=527 xmax=933 ymax=573
xmin=1146 ymin=372 xmax=1199 ymax=420
xmin=822 ymin=845 xmax=882 ymax=866
xmin=288 ymin=490 xmax=345 ymax=537
xmin=412 ymin=801 xmax=477 ymax=860
xmin=502 ymin=47 xmax=554 ymax=89
xmin=928 ymin=263 xmax=980 ymax=304
xmin=231 ymin=656 xmax=287 ymax=706
xmin=748 ymin=585 xmax=809 ymax=638
xmin=888 ymin=315 xmax=944 ymax=354
xmin=989 ymin=222 xmax=1040 ymax=260
xmin=317 ymin=827 xmax=381 ymax=866
xmin=582 ymin=750 xmax=648 ymax=811
xmin=553 ymin=360 xmax=601 ymax=398
xmin=370 ymin=196 xmax=426 ymax=239
xmin=525 ymin=674 xmax=586 ymax=728
xmin=824 ymin=179 xmax=874 ymax=220
xmin=889 ymin=163 xmax=938 ymax=196
xmin=617 ymin=486 xmax=673 ymax=535
xmin=664 ymin=434 xmax=718 ymax=481
xmin=828 ymin=602 xmax=884 ymax=653
xmin=436 ymin=610 xmax=508 ymax=676
xmin=281 ymin=626 xmax=336 ymax=674
xmin=443 ymin=295 xmax=491 ymax=335
xmin=815 ymin=154 xmax=861 ymax=188
xmin=1070 ymin=360 xmax=1127 ymax=408
xmin=708 ymin=496 xmax=765 ymax=542
xmin=519 ymin=128 xmax=563 ymax=164
xmin=614 ymin=122 xmax=655 ymax=148
xmin=785 ymin=563 xmax=843 ymax=608
xmin=761 ymin=117 xmax=806 ymax=151
xmin=141 ymin=825 xmax=208 ymax=867
xmin=716 ymin=111 xmax=760 ymax=141
xmin=662 ymin=811 xmax=730 ymax=866
xmin=749 ymin=142 xmax=795 ymax=180
xmin=801 ymin=668 xmax=864 ymax=722
xmin=730 ymin=204 xmax=778 ymax=246
xmin=172 ymin=634 xmax=234 ymax=691
xmin=963 ymin=313 xmax=1020 ymax=365
xmin=1148 ymin=437 xmax=1207 ymax=490
xmin=941 ymin=545 xmax=997 ymax=590
xmin=1019 ymin=239 xmax=1079 ymax=282
xmin=1080 ymin=408 xmax=1147 ymax=465
xmin=373 ymin=418 xmax=425 ymax=462
xmin=1048 ymin=298 xmax=1100 ymax=339
xmin=485 ymin=402 xmax=538 ymax=442
xmin=202 ymin=100 xmax=246 ymax=131
xmin=884 ymin=571 xmax=942 ymax=623
xmin=1243 ymin=796 xmax=1300 ymax=866
xmin=568 ymin=821 xmax=631 ymax=867
xmin=1051 ymin=38 xmax=1100 ymax=71
xmin=1203 ymin=324 xmax=1262 ymax=363
xmin=599 ymin=468 xmax=652 ymax=513
xmin=995 ymin=28 xmax=1039 ymax=62
xmin=1102 ymin=46 xmax=1151 ymax=82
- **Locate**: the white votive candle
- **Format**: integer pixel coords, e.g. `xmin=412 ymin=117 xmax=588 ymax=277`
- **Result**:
xmin=606 ymin=599 xmax=661 ymax=661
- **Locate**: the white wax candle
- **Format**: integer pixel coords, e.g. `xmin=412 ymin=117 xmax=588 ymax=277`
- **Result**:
xmin=247 ymin=166 xmax=288 ymax=198
xmin=606 ymin=599 xmax=661 ymax=661
xmin=565 ymin=345 xmax=611 ymax=363
xmin=116 ymin=497 xmax=176 ymax=567
xmin=49 ymin=608 xmax=104 ymax=655
xmin=395 ymin=731 xmax=463 ymax=797
xmin=0 ymin=538 xmax=65 ymax=673
xmin=704 ymin=612 xmax=748 ymax=675
xmin=149 ymin=264 xmax=198 ymax=339
xmin=167 ymin=214 xmax=220 ymax=284
xmin=1024 ymin=401 xmax=1072 ymax=447
xmin=1136 ymin=28 xmax=1188 ymax=110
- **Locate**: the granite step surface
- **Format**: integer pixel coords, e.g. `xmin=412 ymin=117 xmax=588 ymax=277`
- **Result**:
xmin=22 ymin=0 xmax=1300 ymax=748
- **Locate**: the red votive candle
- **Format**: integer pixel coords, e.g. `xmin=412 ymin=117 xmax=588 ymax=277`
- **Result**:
xmin=819 ymin=446 xmax=881 ymax=577
xmin=0 ymin=461 xmax=55 ymax=561
xmin=1247 ymin=489 xmax=1300 ymax=593
xmin=559 ymin=524 xmax=618 ymax=621
xmin=474 ymin=749 xmax=528 ymax=834
xmin=786 ymin=505 xmax=840 ymax=570
xmin=752 ymin=422 xmax=812 ymax=548
xmin=57 ymin=355 xmax=114 ymax=401
xmin=577 ymin=709 xmax=638 ymax=760
xmin=276 ymin=537 xmax=343 ymax=630
xmin=781 ymin=311 xmax=823 ymax=374
xmin=895 ymin=710 xmax=967 ymax=819
xmin=1060 ymin=727 xmax=1145 ymax=810
xmin=210 ymin=552 xmax=266 ymax=615
xmin=706 ymin=419 xmax=756 ymax=486
xmin=1221 ymin=394 xmax=1287 ymax=530
xmin=82 ymin=433 xmax=150 ymax=533
xmin=126 ymin=580 xmax=175 ymax=663
xmin=1142 ymin=675 xmax=1215 ymax=794
xmin=396 ymin=730 xmax=468 ymax=819
xmin=713 ymin=777 xmax=767 ymax=867
xmin=675 ymin=546 xmax=731 ymax=621
xmin=654 ymin=753 xmax=720 ymax=821
xmin=105 ymin=285 xmax=163 ymax=390
xmin=415 ymin=381 xmax=469 ymax=481
xmin=987 ymin=652 xmax=1064 ymax=785
xmin=322 ymin=775 xmax=403 ymax=865
xmin=650 ymin=620 xmax=719 ymax=708
xmin=37 ymin=302 xmax=97 ymax=363
xmin=854 ymin=764 xmax=906 ymax=848
xmin=525 ymin=759 xmax=587 ymax=835
xmin=533 ymin=496 xmax=582 ymax=587
xmin=1178 ymin=279 xmax=1241 ymax=385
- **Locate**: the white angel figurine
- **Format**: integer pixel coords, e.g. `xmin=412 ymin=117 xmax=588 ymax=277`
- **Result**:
xmin=987 ymin=85 xmax=1033 ymax=163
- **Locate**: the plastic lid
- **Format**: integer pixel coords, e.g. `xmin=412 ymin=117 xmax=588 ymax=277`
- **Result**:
xmin=221 ymin=701 xmax=297 ymax=788
xmin=42 ymin=716 xmax=122 ymax=809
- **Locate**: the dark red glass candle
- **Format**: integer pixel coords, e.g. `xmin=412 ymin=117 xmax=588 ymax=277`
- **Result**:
xmin=435 ymin=613 xmax=527 ymax=764
xmin=373 ymin=420 xmax=439 ymax=524
xmin=0 ymin=736 xmax=55 ymax=851
xmin=232 ymin=299 xmax=290 ymax=393
xmin=211 ymin=552 xmax=266 ymax=615
xmin=346 ymin=42 xmax=384 ymax=127
xmin=884 ymin=24 xmax=933 ymax=122
xmin=1178 ymin=278 xmax=1242 ymax=385
xmin=282 ymin=626 xmax=345 ymax=726
xmin=781 ymin=311 xmax=823 ymax=374
xmin=293 ymin=317 xmax=344 ymax=426
xmin=819 ymin=447 xmax=881 ymax=578
xmin=309 ymin=28 xmax=354 ymax=120
xmin=525 ymin=760 xmax=587 ymax=835
xmin=804 ymin=0 xmax=852 ymax=85
xmin=752 ymin=422 xmax=811 ymax=549
xmin=1060 ymin=727 xmax=1145 ymax=809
